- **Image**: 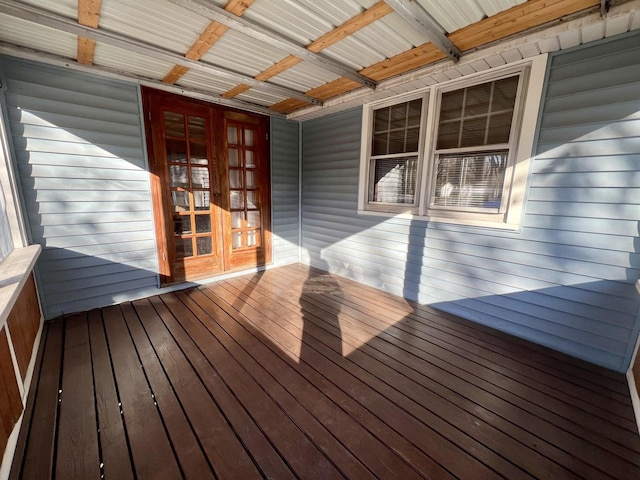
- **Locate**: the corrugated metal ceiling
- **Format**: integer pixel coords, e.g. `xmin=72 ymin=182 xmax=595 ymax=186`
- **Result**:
xmin=0 ymin=0 xmax=635 ymax=119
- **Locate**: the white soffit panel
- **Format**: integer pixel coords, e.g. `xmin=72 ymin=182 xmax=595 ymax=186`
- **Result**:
xmin=242 ymin=0 xmax=336 ymax=45
xmin=99 ymin=0 xmax=212 ymax=55
xmin=416 ymin=0 xmax=527 ymax=33
xmin=296 ymin=0 xmax=368 ymax=26
xmin=0 ymin=13 xmax=76 ymax=59
xmin=199 ymin=29 xmax=288 ymax=77
xmin=269 ymin=62 xmax=342 ymax=92
xmin=176 ymin=68 xmax=243 ymax=94
xmin=20 ymin=0 xmax=76 ymax=18
xmin=234 ymin=88 xmax=289 ymax=107
xmin=92 ymin=43 xmax=176 ymax=81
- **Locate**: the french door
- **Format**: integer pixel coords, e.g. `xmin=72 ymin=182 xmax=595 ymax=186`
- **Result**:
xmin=143 ymin=88 xmax=271 ymax=284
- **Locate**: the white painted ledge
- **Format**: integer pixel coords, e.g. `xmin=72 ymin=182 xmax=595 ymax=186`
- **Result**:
xmin=0 ymin=244 xmax=41 ymax=330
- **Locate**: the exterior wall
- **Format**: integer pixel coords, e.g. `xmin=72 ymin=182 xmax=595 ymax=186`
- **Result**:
xmin=1 ymin=57 xmax=158 ymax=318
xmin=270 ymin=117 xmax=300 ymax=265
xmin=301 ymin=31 xmax=640 ymax=372
xmin=0 ymin=57 xmax=301 ymax=318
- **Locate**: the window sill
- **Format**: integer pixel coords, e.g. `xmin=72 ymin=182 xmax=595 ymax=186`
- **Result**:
xmin=357 ymin=208 xmax=522 ymax=231
xmin=0 ymin=245 xmax=41 ymax=330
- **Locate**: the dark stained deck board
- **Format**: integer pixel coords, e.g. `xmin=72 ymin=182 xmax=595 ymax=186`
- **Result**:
xmin=258 ymin=268 xmax=640 ymax=454
xmin=161 ymin=290 xmax=347 ymax=480
xmin=219 ymin=272 xmax=600 ymax=479
xmin=215 ymin=275 xmax=570 ymax=479
xmin=143 ymin=295 xmax=297 ymax=480
xmin=183 ymin=287 xmax=426 ymax=480
xmin=255 ymin=267 xmax=640 ymax=475
xmin=55 ymin=313 xmax=100 ymax=479
xmin=200 ymin=281 xmax=523 ymax=480
xmin=86 ymin=309 xmax=134 ymax=480
xmin=119 ymin=302 xmax=215 ymax=480
xmin=194 ymin=285 xmax=457 ymax=480
xmin=101 ymin=305 xmax=183 ymax=480
xmin=18 ymin=318 xmax=63 ymax=480
xmin=10 ymin=264 xmax=640 ymax=480
xmin=278 ymin=265 xmax=637 ymax=421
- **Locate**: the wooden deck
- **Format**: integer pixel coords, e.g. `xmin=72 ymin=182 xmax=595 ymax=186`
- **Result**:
xmin=9 ymin=264 xmax=640 ymax=479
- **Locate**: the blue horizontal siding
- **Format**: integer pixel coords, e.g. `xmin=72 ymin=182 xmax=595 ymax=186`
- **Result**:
xmin=301 ymin=31 xmax=640 ymax=371
xmin=271 ymin=117 xmax=300 ymax=266
xmin=1 ymin=57 xmax=158 ymax=318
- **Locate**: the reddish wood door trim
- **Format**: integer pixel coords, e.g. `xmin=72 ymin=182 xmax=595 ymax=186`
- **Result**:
xmin=142 ymin=88 xmax=271 ymax=284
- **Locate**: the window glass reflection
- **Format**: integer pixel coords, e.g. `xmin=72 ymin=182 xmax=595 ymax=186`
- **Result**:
xmin=164 ymin=112 xmax=184 ymax=137
xmin=197 ymin=237 xmax=212 ymax=255
xmin=193 ymin=191 xmax=210 ymax=211
xmin=195 ymin=215 xmax=211 ymax=233
xmin=175 ymin=238 xmax=193 ymax=258
xmin=188 ymin=116 xmax=206 ymax=139
xmin=172 ymin=191 xmax=189 ymax=212
xmin=173 ymin=216 xmax=191 ymax=235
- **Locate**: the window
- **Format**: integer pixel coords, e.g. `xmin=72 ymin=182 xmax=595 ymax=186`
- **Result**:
xmin=359 ymin=57 xmax=546 ymax=229
xmin=369 ymin=98 xmax=423 ymax=206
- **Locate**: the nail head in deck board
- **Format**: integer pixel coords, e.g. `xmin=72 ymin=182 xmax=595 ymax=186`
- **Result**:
xmin=86 ymin=309 xmax=134 ymax=480
xmin=128 ymin=299 xmax=261 ymax=480
xmin=186 ymin=287 xmax=419 ymax=480
xmin=147 ymin=295 xmax=297 ymax=480
xmin=20 ymin=318 xmax=64 ymax=480
xmin=119 ymin=302 xmax=216 ymax=480
xmin=55 ymin=313 xmax=100 ymax=480
xmin=101 ymin=305 xmax=182 ymax=480
xmin=161 ymin=291 xmax=345 ymax=480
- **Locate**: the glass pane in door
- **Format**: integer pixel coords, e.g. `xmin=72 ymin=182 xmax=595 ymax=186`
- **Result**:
xmin=227 ymin=122 xmax=262 ymax=251
xmin=164 ymin=111 xmax=216 ymax=267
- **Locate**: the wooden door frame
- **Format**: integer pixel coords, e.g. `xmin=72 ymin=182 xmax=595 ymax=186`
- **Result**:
xmin=142 ymin=87 xmax=272 ymax=285
xmin=222 ymin=110 xmax=272 ymax=271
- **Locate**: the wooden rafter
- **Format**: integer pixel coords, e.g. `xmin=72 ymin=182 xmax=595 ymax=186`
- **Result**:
xmin=221 ymin=55 xmax=302 ymax=99
xmin=448 ymin=0 xmax=599 ymax=51
xmin=306 ymin=1 xmax=393 ymax=53
xmin=162 ymin=0 xmax=254 ymax=84
xmin=223 ymin=1 xmax=392 ymax=101
xmin=274 ymin=0 xmax=601 ymax=114
xmin=76 ymin=0 xmax=102 ymax=65
xmin=254 ymin=55 xmax=303 ymax=82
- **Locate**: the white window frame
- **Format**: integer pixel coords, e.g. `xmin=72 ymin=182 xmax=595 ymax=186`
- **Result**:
xmin=358 ymin=91 xmax=429 ymax=216
xmin=358 ymin=54 xmax=548 ymax=230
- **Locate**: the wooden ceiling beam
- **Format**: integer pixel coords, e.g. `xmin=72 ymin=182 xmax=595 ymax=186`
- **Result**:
xmin=78 ymin=0 xmax=101 ymax=28
xmin=76 ymin=0 xmax=102 ymax=65
xmin=448 ymin=0 xmax=600 ymax=52
xmin=222 ymin=55 xmax=302 ymax=100
xmin=307 ymin=1 xmax=393 ymax=53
